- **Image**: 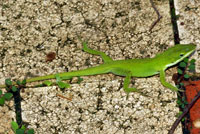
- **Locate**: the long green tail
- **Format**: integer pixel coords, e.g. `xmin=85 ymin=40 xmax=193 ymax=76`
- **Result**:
xmin=0 ymin=64 xmax=111 ymax=88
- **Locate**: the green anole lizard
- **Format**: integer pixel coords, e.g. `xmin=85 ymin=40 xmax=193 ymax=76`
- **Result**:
xmin=0 ymin=43 xmax=196 ymax=93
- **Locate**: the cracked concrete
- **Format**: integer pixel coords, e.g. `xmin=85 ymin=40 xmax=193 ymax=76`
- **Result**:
xmin=0 ymin=0 xmax=199 ymax=134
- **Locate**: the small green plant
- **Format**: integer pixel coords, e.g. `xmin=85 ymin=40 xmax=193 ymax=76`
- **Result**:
xmin=177 ymin=96 xmax=188 ymax=109
xmin=11 ymin=121 xmax=34 ymax=134
xmin=188 ymin=59 xmax=196 ymax=72
xmin=176 ymin=58 xmax=196 ymax=88
xmin=177 ymin=58 xmax=196 ymax=77
xmin=176 ymin=96 xmax=188 ymax=122
xmin=0 ymin=79 xmax=34 ymax=133
xmin=0 ymin=79 xmax=17 ymax=106
xmin=176 ymin=58 xmax=196 ymax=124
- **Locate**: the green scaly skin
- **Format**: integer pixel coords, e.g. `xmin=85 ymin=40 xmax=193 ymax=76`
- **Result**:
xmin=0 ymin=42 xmax=196 ymax=93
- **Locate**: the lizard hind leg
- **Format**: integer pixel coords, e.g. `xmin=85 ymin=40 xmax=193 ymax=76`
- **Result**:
xmin=123 ymin=71 xmax=148 ymax=97
xmin=123 ymin=71 xmax=139 ymax=93
xmin=82 ymin=41 xmax=113 ymax=63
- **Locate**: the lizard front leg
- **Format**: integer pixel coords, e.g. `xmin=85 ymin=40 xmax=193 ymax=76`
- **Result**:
xmin=159 ymin=69 xmax=182 ymax=92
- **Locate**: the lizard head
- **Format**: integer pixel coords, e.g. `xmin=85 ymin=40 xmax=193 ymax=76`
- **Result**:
xmin=157 ymin=44 xmax=196 ymax=68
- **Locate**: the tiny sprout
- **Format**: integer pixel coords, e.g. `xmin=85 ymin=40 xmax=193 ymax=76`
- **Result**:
xmin=184 ymin=74 xmax=190 ymax=79
xmin=4 ymin=93 xmax=13 ymax=100
xmin=12 ymin=86 xmax=17 ymax=92
xmin=177 ymin=69 xmax=183 ymax=74
xmin=179 ymin=62 xmax=186 ymax=68
xmin=0 ymin=97 xmax=5 ymax=105
xmin=5 ymin=79 xmax=12 ymax=86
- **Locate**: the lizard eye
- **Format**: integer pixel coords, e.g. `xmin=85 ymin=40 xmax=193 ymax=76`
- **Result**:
xmin=180 ymin=54 xmax=184 ymax=57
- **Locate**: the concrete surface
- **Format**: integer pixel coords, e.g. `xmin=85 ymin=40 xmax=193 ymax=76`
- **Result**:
xmin=0 ymin=0 xmax=199 ymax=134
xmin=175 ymin=0 xmax=200 ymax=71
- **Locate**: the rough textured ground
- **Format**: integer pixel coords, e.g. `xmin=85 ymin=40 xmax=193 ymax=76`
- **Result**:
xmin=0 ymin=0 xmax=199 ymax=134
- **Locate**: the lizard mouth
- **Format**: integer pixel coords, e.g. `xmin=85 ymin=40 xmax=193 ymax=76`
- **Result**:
xmin=165 ymin=45 xmax=196 ymax=68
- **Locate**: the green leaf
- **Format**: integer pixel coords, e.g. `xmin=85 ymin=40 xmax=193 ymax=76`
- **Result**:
xmin=77 ymin=77 xmax=83 ymax=84
xmin=184 ymin=101 xmax=188 ymax=105
xmin=0 ymin=97 xmax=5 ymax=105
xmin=176 ymin=100 xmax=181 ymax=105
xmin=57 ymin=81 xmax=70 ymax=89
xmin=178 ymin=111 xmax=183 ymax=115
xmin=11 ymin=121 xmax=19 ymax=132
xmin=179 ymin=62 xmax=186 ymax=68
xmin=21 ymin=80 xmax=26 ymax=85
xmin=176 ymin=84 xmax=180 ymax=88
xmin=43 ymin=81 xmax=53 ymax=86
xmin=177 ymin=69 xmax=183 ymax=74
xmin=12 ymin=86 xmax=17 ymax=92
xmin=16 ymin=80 xmax=21 ymax=85
xmin=4 ymin=93 xmax=13 ymax=100
xmin=27 ymin=129 xmax=34 ymax=134
xmin=0 ymin=90 xmax=2 ymax=96
xmin=183 ymin=58 xmax=188 ymax=63
xmin=20 ymin=125 xmax=26 ymax=131
xmin=189 ymin=64 xmax=195 ymax=71
xmin=5 ymin=79 xmax=12 ymax=86
xmin=16 ymin=129 xmax=24 ymax=134
xmin=179 ymin=83 xmax=184 ymax=86
xmin=181 ymin=103 xmax=185 ymax=108
xmin=184 ymin=74 xmax=190 ymax=79
xmin=176 ymin=112 xmax=185 ymax=121
xmin=190 ymin=59 xmax=196 ymax=64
